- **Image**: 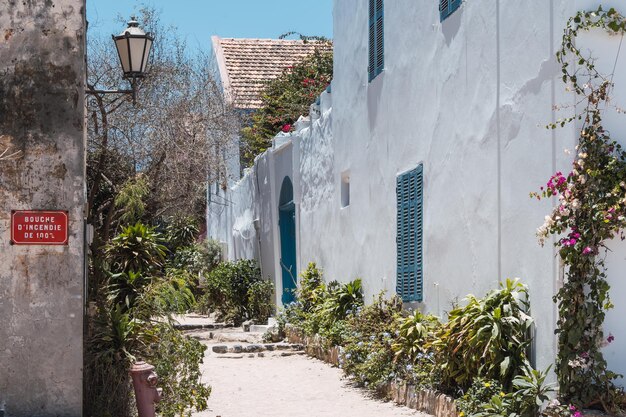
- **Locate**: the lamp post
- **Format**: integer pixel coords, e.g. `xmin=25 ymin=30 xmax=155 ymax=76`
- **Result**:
xmin=86 ymin=17 xmax=154 ymax=103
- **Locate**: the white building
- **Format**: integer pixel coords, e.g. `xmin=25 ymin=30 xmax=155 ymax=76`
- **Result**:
xmin=208 ymin=0 xmax=626 ymax=383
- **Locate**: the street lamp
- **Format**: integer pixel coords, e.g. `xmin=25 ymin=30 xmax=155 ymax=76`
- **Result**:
xmin=113 ymin=17 xmax=154 ymax=83
xmin=87 ymin=17 xmax=154 ymax=103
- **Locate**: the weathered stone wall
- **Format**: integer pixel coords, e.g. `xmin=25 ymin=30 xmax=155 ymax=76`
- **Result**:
xmin=0 ymin=1 xmax=86 ymax=416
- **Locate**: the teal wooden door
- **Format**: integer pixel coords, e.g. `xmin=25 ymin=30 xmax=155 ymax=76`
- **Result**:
xmin=279 ymin=177 xmax=297 ymax=304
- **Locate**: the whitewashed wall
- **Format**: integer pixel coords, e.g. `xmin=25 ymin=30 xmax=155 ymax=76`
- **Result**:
xmin=207 ymin=0 xmax=626 ymax=383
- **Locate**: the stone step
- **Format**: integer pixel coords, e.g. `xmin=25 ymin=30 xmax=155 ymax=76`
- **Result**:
xmin=211 ymin=343 xmax=304 ymax=354
xmin=214 ymin=351 xmax=306 ymax=359
xmin=174 ymin=323 xmax=227 ymax=331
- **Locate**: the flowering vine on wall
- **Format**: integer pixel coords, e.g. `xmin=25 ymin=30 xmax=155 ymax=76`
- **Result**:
xmin=532 ymin=6 xmax=626 ymax=411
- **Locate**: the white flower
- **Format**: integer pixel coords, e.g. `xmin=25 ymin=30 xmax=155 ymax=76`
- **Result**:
xmin=580 ymin=176 xmax=586 ymax=184
xmin=572 ymin=199 xmax=581 ymax=209
xmin=548 ymin=399 xmax=561 ymax=408
xmin=620 ymin=181 xmax=626 ymax=189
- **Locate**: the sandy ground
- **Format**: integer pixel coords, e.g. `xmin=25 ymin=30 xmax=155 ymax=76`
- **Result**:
xmin=193 ymin=347 xmax=429 ymax=417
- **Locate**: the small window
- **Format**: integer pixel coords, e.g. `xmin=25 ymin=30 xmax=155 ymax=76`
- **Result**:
xmin=396 ymin=165 xmax=424 ymax=302
xmin=368 ymin=0 xmax=384 ymax=81
xmin=341 ymin=171 xmax=350 ymax=208
xmin=440 ymin=0 xmax=461 ymax=21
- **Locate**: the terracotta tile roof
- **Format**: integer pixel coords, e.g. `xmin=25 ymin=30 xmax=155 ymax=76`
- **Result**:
xmin=212 ymin=36 xmax=332 ymax=109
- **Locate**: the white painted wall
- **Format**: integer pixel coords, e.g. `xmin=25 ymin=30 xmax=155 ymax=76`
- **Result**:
xmin=207 ymin=0 xmax=626 ymax=383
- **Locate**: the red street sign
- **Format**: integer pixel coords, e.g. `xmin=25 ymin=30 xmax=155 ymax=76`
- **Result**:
xmin=11 ymin=210 xmax=69 ymax=245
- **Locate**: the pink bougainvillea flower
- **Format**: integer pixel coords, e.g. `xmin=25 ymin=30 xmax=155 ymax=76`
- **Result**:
xmin=582 ymin=246 xmax=593 ymax=255
xmin=607 ymin=333 xmax=615 ymax=343
xmin=573 ymin=411 xmax=584 ymax=417
xmin=281 ymin=124 xmax=292 ymax=133
xmin=562 ymin=238 xmax=577 ymax=247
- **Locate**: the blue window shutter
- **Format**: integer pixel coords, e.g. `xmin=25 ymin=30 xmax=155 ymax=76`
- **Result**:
xmin=369 ymin=0 xmax=384 ymax=81
xmin=368 ymin=0 xmax=376 ymax=81
xmin=396 ymin=165 xmax=424 ymax=302
xmin=375 ymin=0 xmax=384 ymax=77
xmin=440 ymin=0 xmax=461 ymax=21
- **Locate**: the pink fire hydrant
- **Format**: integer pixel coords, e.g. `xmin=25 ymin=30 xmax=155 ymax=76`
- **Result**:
xmin=130 ymin=361 xmax=162 ymax=417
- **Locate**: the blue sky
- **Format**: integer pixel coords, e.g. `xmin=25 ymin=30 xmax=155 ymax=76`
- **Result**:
xmin=87 ymin=0 xmax=333 ymax=50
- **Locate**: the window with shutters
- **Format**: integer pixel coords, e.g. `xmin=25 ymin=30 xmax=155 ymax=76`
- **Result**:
xmin=439 ymin=0 xmax=461 ymax=21
xmin=368 ymin=0 xmax=384 ymax=82
xmin=396 ymin=165 xmax=423 ymax=302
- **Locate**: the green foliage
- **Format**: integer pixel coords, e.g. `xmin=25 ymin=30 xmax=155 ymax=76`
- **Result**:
xmin=108 ymin=270 xmax=153 ymax=311
xmin=435 ymin=279 xmax=533 ymax=391
xmin=240 ymin=46 xmax=333 ymax=166
xmin=115 ymin=175 xmax=150 ymax=225
xmin=472 ymin=367 xmax=554 ymax=417
xmin=275 ymin=264 xmax=364 ymax=347
xmin=143 ymin=269 xmax=197 ymax=315
xmin=314 ymin=279 xmax=364 ymax=346
xmin=151 ymin=324 xmax=212 ymax=417
xmin=165 ymin=216 xmax=200 ymax=252
xmin=171 ymin=241 xmax=222 ymax=273
xmin=392 ymin=310 xmax=440 ymax=364
xmin=298 ymin=262 xmax=325 ymax=313
xmin=532 ymin=6 xmax=626 ymax=410
xmin=247 ymin=280 xmax=275 ymax=325
xmin=105 ymin=222 xmax=168 ymax=274
xmin=281 ymin=269 xmax=551 ymax=412
xmin=86 ymin=223 xmax=211 ymax=416
xmin=198 ymin=259 xmax=273 ymax=325
xmin=457 ymin=378 xmax=505 ymax=417
xmin=340 ymin=294 xmax=402 ymax=390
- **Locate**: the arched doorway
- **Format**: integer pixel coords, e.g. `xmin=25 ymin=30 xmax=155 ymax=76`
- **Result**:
xmin=278 ymin=176 xmax=297 ymax=304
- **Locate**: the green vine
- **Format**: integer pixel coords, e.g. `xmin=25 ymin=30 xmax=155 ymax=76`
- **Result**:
xmin=533 ymin=6 xmax=626 ymax=411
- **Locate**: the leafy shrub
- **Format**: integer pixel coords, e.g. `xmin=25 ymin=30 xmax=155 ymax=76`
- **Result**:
xmin=248 ymin=280 xmax=275 ymax=324
xmin=170 ymin=240 xmax=222 ymax=277
xmin=275 ymin=263 xmax=325 ymax=333
xmin=85 ymin=303 xmax=158 ymax=417
xmin=392 ymin=310 xmax=440 ymax=363
xmin=114 ymin=175 xmax=150 ymax=225
xmin=298 ymin=262 xmax=325 ymax=313
xmin=151 ymin=324 xmax=212 ymax=417
xmin=198 ymin=259 xmax=273 ymax=325
xmin=473 ymin=366 xmax=554 ymax=417
xmin=435 ymin=278 xmax=533 ymax=391
xmin=85 ymin=299 xmax=211 ymax=417
xmin=87 ymin=221 xmax=211 ymax=416
xmin=341 ymin=294 xmax=402 ymax=390
xmin=306 ymin=279 xmax=364 ymax=346
xmin=143 ymin=270 xmax=197 ymax=315
xmin=457 ymin=378 xmax=505 ymax=417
